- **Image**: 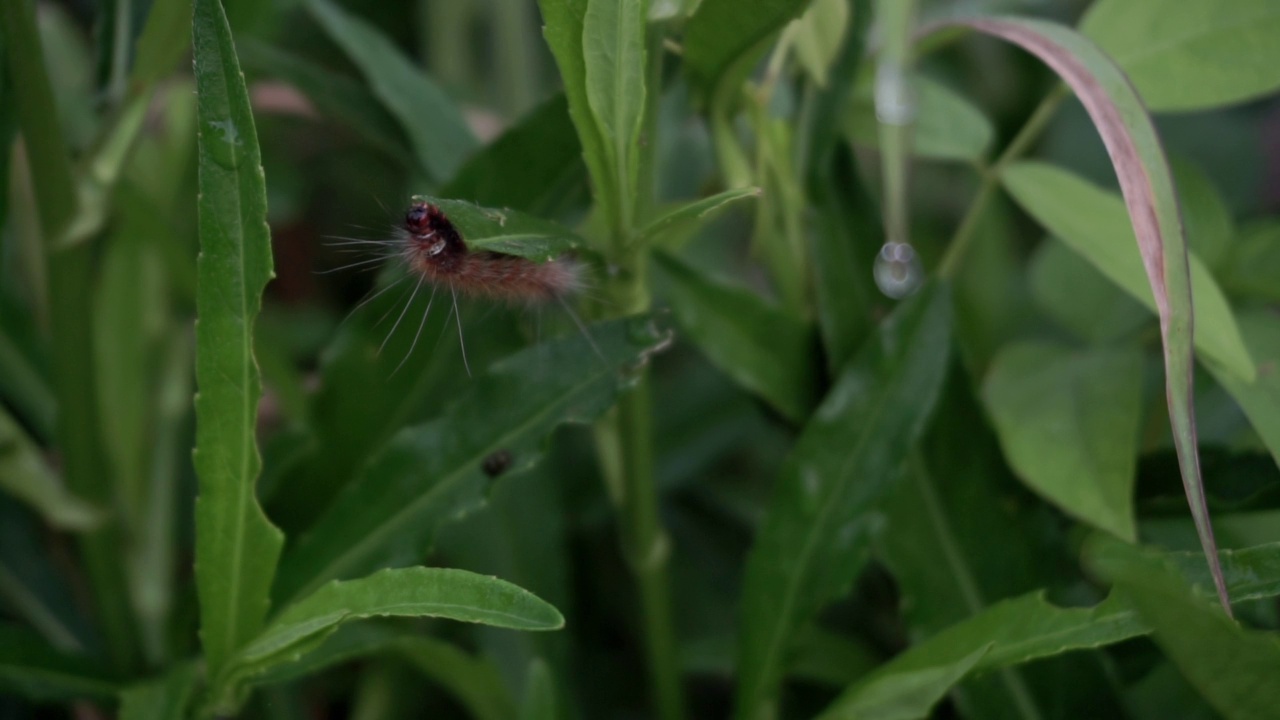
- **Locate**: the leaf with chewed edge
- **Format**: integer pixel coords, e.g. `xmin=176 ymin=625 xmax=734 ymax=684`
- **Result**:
xmin=409 ymin=195 xmax=583 ymax=261
xmin=941 ymin=14 xmax=1233 ymax=612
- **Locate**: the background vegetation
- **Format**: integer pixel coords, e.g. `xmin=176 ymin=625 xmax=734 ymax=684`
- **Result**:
xmin=2 ymin=0 xmax=1280 ymax=718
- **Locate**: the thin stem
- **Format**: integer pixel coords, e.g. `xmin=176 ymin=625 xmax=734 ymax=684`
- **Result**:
xmin=592 ymin=22 xmax=684 ymax=720
xmin=938 ymin=84 xmax=1068 ymax=280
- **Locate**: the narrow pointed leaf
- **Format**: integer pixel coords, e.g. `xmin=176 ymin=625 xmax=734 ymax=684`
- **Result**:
xmin=735 ymin=285 xmax=952 ymax=719
xmin=193 ymin=0 xmax=285 ymax=678
xmin=582 ymin=0 xmax=646 ymax=228
xmin=1088 ymin=539 xmax=1280 ymax=720
xmin=273 ymin=318 xmax=670 ymax=604
xmin=0 ymin=407 xmax=102 ymax=530
xmin=654 ymin=251 xmax=818 ymax=423
xmin=636 ymin=187 xmax=761 ymax=246
xmin=945 ymin=15 xmax=1234 ymax=611
xmin=816 ymin=645 xmax=991 ymax=720
xmin=304 ymin=0 xmax=475 ymax=182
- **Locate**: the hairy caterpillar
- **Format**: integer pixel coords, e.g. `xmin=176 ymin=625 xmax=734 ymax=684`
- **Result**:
xmin=331 ymin=199 xmax=590 ymax=375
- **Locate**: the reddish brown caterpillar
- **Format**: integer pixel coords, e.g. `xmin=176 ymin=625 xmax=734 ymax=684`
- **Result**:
xmin=330 ymin=200 xmax=589 ymax=376
xmin=400 ymin=201 xmax=583 ymax=304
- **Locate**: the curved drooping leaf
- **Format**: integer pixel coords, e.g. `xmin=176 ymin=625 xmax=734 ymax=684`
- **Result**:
xmin=192 ymin=0 xmax=285 ymax=679
xmin=1081 ymin=0 xmax=1280 ymax=112
xmin=655 ymin=251 xmax=818 ymax=423
xmin=735 ymin=285 xmax=952 ymax=720
xmin=945 ymin=15 xmax=1234 ymax=610
xmin=273 ymin=317 xmax=670 ymax=605
xmin=303 ymin=0 xmax=475 ymax=182
xmin=983 ymin=342 xmax=1143 ymax=541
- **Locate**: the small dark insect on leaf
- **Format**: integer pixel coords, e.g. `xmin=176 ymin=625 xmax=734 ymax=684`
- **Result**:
xmin=482 ymin=449 xmax=514 ymax=478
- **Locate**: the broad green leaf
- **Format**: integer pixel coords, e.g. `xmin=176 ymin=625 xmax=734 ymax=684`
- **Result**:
xmin=1028 ymin=238 xmax=1148 ymax=345
xmin=847 ymin=74 xmax=995 ymax=163
xmin=735 ymin=285 xmax=952 ymax=719
xmin=237 ymin=40 xmax=412 ymax=165
xmin=240 ymin=568 xmax=562 ymax=672
xmin=444 ymin=94 xmax=588 ymax=217
xmin=983 ymin=342 xmax=1142 ymax=541
xmin=119 ymin=663 xmax=199 ymax=720
xmin=1001 ymin=162 xmax=1254 ymax=383
xmin=1088 ymin=539 xmax=1280 ymax=720
xmin=304 ymin=0 xmax=476 ymax=182
xmin=583 ymin=0 xmax=647 ymax=231
xmin=398 ymin=636 xmax=516 ymax=720
xmin=654 ymin=251 xmax=818 ymax=423
xmin=1222 ymin=221 xmax=1280 ymax=303
xmin=815 ymin=645 xmax=991 ymax=720
xmin=519 ymin=659 xmax=558 ymax=720
xmin=952 ymin=13 xmax=1237 ymax=612
xmin=537 ymin=0 xmax=618 ymax=230
xmin=636 ymin=187 xmax=762 ymax=247
xmin=1211 ymin=312 xmax=1280 ymax=468
xmin=273 ymin=317 xmax=670 ymax=604
xmin=407 ymin=195 xmax=584 ymax=260
xmin=0 ymin=406 xmax=101 ymax=530
xmin=683 ymin=0 xmax=810 ymax=95
xmin=1081 ymin=0 xmax=1280 ymax=112
xmin=192 ymin=0 xmax=285 ymax=678
xmin=0 ymin=624 xmax=117 ymax=702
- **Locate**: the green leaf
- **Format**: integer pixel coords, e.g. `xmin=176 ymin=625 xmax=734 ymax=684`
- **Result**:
xmin=982 ymin=342 xmax=1143 ymax=541
xmin=636 ymin=187 xmax=762 ymax=247
xmin=815 ymin=645 xmax=991 ymax=720
xmin=407 ymin=195 xmax=584 ymax=261
xmin=272 ymin=317 xmax=670 ymax=604
xmin=129 ymin=0 xmax=194 ymax=91
xmin=847 ymin=74 xmax=994 ymax=163
xmin=654 ymin=251 xmax=817 ymax=423
xmin=248 ymin=622 xmax=402 ymax=687
xmin=519 ymin=659 xmax=558 ymax=720
xmin=192 ymin=0 xmax=285 ymax=679
xmin=1087 ymin=539 xmax=1280 ymax=720
xmin=683 ymin=0 xmax=810 ymax=95
xmin=443 ymin=94 xmax=588 ymax=217
xmin=1222 ymin=221 xmax=1280 ymax=303
xmin=583 ymin=0 xmax=647 ymax=231
xmin=537 ymin=0 xmax=617 ymax=228
xmin=791 ymin=0 xmax=850 ymax=88
xmin=0 ymin=406 xmax=102 ymax=530
xmin=240 ymin=568 xmax=563 ymax=673
xmin=734 ymin=285 xmax=952 ymax=719
xmin=119 ymin=663 xmax=199 ymax=720
xmin=1001 ymin=161 xmax=1254 ymax=383
xmin=1211 ymin=312 xmax=1280 ymax=468
xmin=954 ymin=13 xmax=1238 ymax=612
xmin=237 ymin=39 xmax=412 ymax=166
xmin=0 ymin=624 xmax=117 ymax=702
xmin=1028 ymin=238 xmax=1149 ymax=345
xmin=398 ymin=636 xmax=516 ymax=720
xmin=1081 ymin=0 xmax=1280 ymax=112
xmin=303 ymin=0 xmax=476 ymax=182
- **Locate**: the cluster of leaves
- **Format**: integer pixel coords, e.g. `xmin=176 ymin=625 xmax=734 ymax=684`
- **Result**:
xmin=2 ymin=0 xmax=1280 ymax=719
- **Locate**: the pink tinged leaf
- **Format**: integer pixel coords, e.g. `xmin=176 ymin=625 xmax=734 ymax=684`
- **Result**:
xmin=940 ymin=16 xmax=1233 ymax=613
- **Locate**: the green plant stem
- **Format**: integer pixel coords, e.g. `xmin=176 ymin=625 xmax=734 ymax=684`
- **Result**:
xmin=593 ymin=25 xmax=684 ymax=720
xmin=938 ymin=84 xmax=1068 ymax=280
xmin=1 ymin=0 xmax=139 ymax=670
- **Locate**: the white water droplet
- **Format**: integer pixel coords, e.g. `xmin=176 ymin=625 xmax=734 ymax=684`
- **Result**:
xmin=874 ymin=242 xmax=922 ymax=299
